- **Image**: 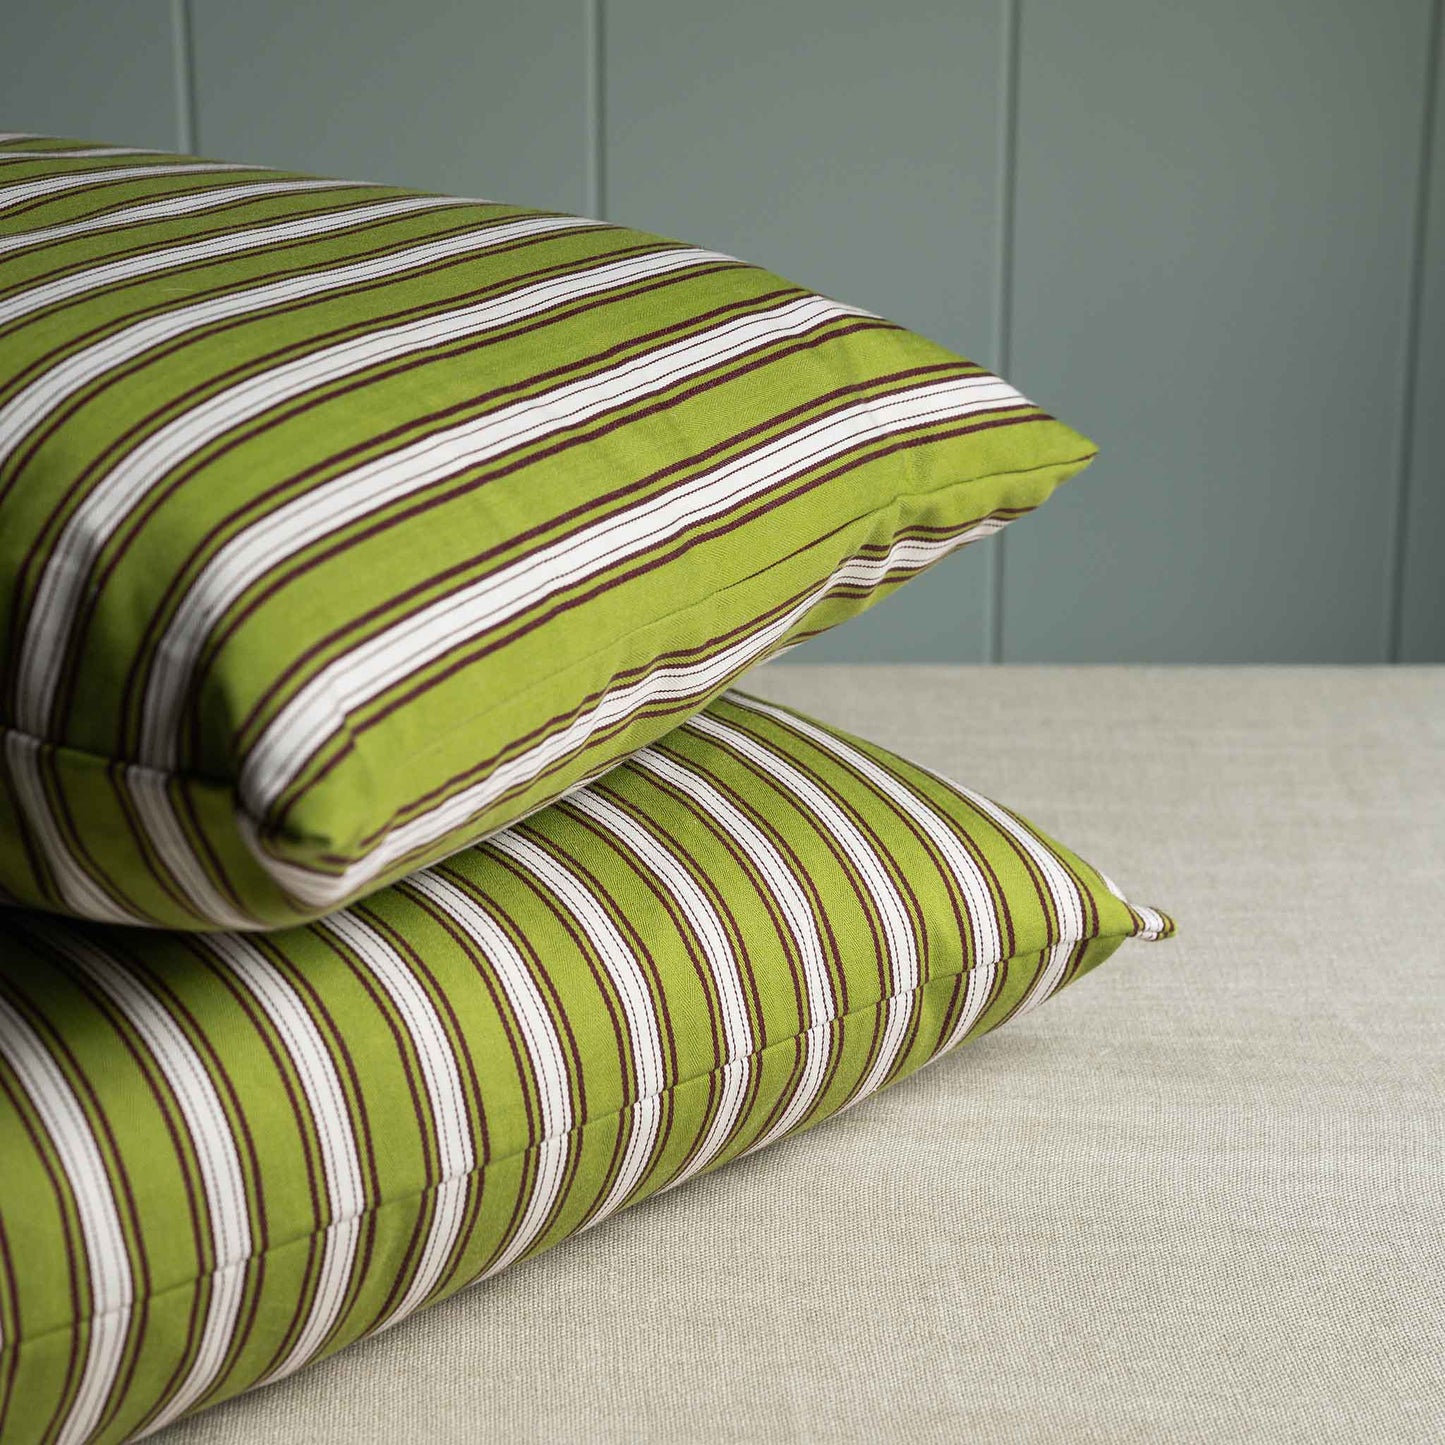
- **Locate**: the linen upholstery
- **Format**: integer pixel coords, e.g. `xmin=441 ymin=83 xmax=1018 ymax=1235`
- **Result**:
xmin=0 ymin=689 xmax=1168 ymax=1443
xmin=0 ymin=135 xmax=1095 ymax=930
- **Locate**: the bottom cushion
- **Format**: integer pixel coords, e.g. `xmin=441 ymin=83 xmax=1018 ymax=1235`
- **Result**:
xmin=0 ymin=691 xmax=1171 ymax=1444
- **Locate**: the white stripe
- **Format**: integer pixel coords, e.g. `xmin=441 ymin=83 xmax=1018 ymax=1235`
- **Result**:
xmin=139 ymin=293 xmax=860 ymax=769
xmin=1 ymin=730 xmax=139 ymax=924
xmin=685 ymin=710 xmax=920 ymax=1106
xmin=247 ymin=516 xmax=1014 ymax=915
xmin=0 ymin=194 xmax=490 ymax=327
xmin=198 ymin=932 xmax=365 ymax=1382
xmin=0 ymin=146 xmax=169 ymax=162
xmin=0 ymin=161 xmax=262 ymax=213
xmin=402 ymin=870 xmax=572 ymax=1279
xmin=240 ymin=376 xmax=1024 ymax=814
xmin=0 ymin=132 xmax=42 ymax=143
xmin=626 ymin=744 xmax=836 ymax=1154
xmin=566 ymin=788 xmax=753 ymax=1184
xmin=0 ymin=179 xmax=361 ymax=258
xmin=37 ymin=927 xmax=251 ymax=1436
xmin=13 ymin=244 xmax=725 ymax=738
xmin=0 ymin=991 xmax=132 ymax=1445
xmin=317 ymin=910 xmax=474 ymax=1330
xmin=487 ymin=831 xmax=664 ymax=1224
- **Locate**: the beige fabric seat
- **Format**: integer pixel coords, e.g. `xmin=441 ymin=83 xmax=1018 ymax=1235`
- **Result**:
xmin=160 ymin=665 xmax=1445 ymax=1445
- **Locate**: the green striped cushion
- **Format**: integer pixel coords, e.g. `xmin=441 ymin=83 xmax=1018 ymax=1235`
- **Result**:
xmin=0 ymin=135 xmax=1097 ymax=931
xmin=0 ymin=689 xmax=1171 ymax=1443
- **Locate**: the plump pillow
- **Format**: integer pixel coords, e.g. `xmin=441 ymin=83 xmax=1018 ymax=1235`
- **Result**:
xmin=0 ymin=136 xmax=1097 ymax=930
xmin=0 ymin=689 xmax=1170 ymax=1443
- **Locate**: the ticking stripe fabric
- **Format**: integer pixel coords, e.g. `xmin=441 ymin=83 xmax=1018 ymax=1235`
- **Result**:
xmin=0 ymin=690 xmax=1172 ymax=1443
xmin=0 ymin=135 xmax=1098 ymax=931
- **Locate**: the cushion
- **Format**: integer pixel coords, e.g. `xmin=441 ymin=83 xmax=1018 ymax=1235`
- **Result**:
xmin=0 ymin=135 xmax=1097 ymax=931
xmin=0 ymin=689 xmax=1171 ymax=1443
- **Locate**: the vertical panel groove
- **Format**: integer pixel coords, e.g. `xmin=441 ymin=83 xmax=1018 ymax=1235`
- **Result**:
xmin=170 ymin=0 xmax=198 ymax=152
xmin=988 ymin=0 xmax=1022 ymax=665
xmin=1387 ymin=0 xmax=1443 ymax=662
xmin=587 ymin=0 xmax=607 ymax=217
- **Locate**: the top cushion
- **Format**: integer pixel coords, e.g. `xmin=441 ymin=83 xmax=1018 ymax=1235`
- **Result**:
xmin=0 ymin=135 xmax=1097 ymax=931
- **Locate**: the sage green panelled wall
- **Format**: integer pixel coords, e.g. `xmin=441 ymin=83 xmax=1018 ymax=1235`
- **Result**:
xmin=2 ymin=0 xmax=1441 ymax=662
xmin=1001 ymin=0 xmax=1439 ymax=663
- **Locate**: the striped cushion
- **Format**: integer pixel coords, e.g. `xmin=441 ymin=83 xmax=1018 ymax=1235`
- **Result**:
xmin=0 ymin=135 xmax=1097 ymax=931
xmin=0 ymin=690 xmax=1171 ymax=1443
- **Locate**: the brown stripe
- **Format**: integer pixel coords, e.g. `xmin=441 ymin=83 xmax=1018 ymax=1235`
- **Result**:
xmin=0 ymin=166 xmax=285 ymax=224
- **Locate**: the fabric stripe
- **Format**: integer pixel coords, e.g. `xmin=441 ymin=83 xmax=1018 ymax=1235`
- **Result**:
xmin=0 ymin=180 xmax=364 ymax=258
xmin=136 ymin=293 xmax=865 ymax=771
xmin=11 ymin=244 xmax=727 ymax=736
xmin=2 ymin=731 xmax=140 ymax=925
xmin=314 ymin=910 xmax=473 ymax=1332
xmin=0 ymin=195 xmax=496 ymax=328
xmin=626 ymin=745 xmax=837 ymax=1152
xmin=400 ymin=869 xmax=573 ymax=1279
xmin=730 ymin=694 xmax=1005 ymax=967
xmin=724 ymin=695 xmax=1013 ymax=1051
xmin=564 ymin=788 xmax=754 ymax=1186
xmin=684 ymin=710 xmax=920 ymax=1105
xmin=0 ymin=209 xmax=600 ymax=449
xmin=0 ymin=148 xmax=169 ymax=162
xmin=0 ymin=162 xmax=263 ymax=213
xmin=916 ymin=772 xmax=1087 ymax=1015
xmin=193 ymin=933 xmax=364 ymax=1383
xmin=31 ymin=926 xmax=251 ymax=1435
xmin=0 ymin=991 xmax=132 ymax=1445
xmin=486 ymin=831 xmax=666 ymax=1225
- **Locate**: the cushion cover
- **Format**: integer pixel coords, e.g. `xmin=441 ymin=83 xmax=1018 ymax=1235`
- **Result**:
xmin=0 ymin=689 xmax=1169 ymax=1443
xmin=0 ymin=136 xmax=1096 ymax=929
